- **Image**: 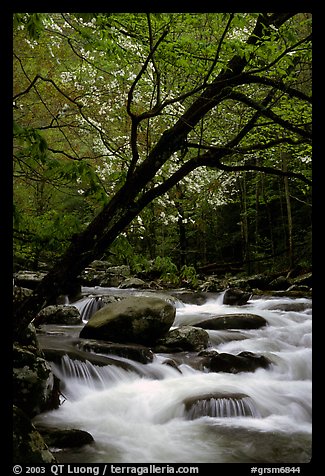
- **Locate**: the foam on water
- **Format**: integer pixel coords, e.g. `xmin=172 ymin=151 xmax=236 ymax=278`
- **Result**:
xmin=34 ymin=292 xmax=312 ymax=463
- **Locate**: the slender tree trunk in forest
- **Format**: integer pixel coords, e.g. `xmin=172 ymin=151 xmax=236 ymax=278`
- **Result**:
xmin=261 ymin=173 xmax=276 ymax=263
xmin=175 ymin=184 xmax=187 ymax=268
xmin=255 ymin=163 xmax=261 ymax=273
xmin=282 ymin=152 xmax=294 ymax=271
xmin=239 ymin=175 xmax=251 ymax=273
xmin=278 ymin=178 xmax=288 ymax=255
xmin=146 ymin=202 xmax=157 ymax=260
xmin=177 ymin=214 xmax=187 ymax=268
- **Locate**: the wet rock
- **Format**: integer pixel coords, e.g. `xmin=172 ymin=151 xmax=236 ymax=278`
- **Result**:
xmin=79 ymin=296 xmax=175 ymax=346
xmin=13 ymin=286 xmax=33 ymax=313
xmin=18 ymin=322 xmax=40 ymax=349
xmin=36 ymin=426 xmax=94 ymax=449
xmin=76 ymin=340 xmax=154 ymax=364
xmin=14 ymin=271 xmax=47 ymax=290
xmin=13 ymin=405 xmax=57 ymax=464
xmin=169 ymin=349 xmax=271 ymax=374
xmin=193 ymin=313 xmax=268 ymax=330
xmin=246 ymin=274 xmax=271 ymax=290
xmin=13 ymin=324 xmax=60 ymax=417
xmin=259 ymin=300 xmax=311 ymax=312
xmin=183 ymin=392 xmax=260 ymax=419
xmin=89 ymin=260 xmax=112 ymax=270
xmin=79 ymin=262 xmax=130 ymax=287
xmin=42 ymin=347 xmax=140 ymax=372
xmin=154 ymin=326 xmax=209 ymax=352
xmin=169 ymin=290 xmax=210 ymax=305
xmin=119 ymin=278 xmax=149 ymax=289
xmin=223 ymin=288 xmax=251 ymax=306
xmin=207 ymin=351 xmax=271 ymax=373
xmin=162 ymin=358 xmax=182 ymax=373
xmin=199 ymin=276 xmax=226 ymax=293
xmin=34 ymin=305 xmax=81 ymax=326
xmin=286 ymin=285 xmax=311 ymax=294
xmin=268 ymin=276 xmax=291 ymax=291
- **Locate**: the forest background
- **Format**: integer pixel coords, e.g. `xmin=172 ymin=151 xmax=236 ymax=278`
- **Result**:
xmin=12 ymin=12 xmax=312 ymax=333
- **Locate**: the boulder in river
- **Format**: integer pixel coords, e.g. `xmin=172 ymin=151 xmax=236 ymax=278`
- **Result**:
xmin=169 ymin=349 xmax=271 ymax=374
xmin=76 ymin=339 xmax=155 ymax=364
xmin=36 ymin=426 xmax=94 ymax=449
xmin=79 ymin=296 xmax=176 ymax=345
xmin=204 ymin=350 xmax=271 ymax=373
xmin=223 ymin=287 xmax=251 ymax=305
xmin=154 ymin=325 xmax=210 ymax=352
xmin=34 ymin=305 xmax=82 ymax=326
xmin=193 ymin=313 xmax=268 ymax=330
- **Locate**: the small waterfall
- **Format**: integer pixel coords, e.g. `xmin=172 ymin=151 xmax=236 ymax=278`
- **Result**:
xmin=57 ymin=294 xmax=70 ymax=305
xmin=49 ymin=354 xmax=139 ymax=396
xmin=72 ymin=296 xmax=104 ymax=322
xmin=34 ymin=292 xmax=312 ymax=464
xmin=184 ymin=393 xmax=260 ymax=419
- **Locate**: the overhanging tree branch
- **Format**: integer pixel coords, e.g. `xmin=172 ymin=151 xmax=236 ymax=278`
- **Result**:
xmin=187 ymin=137 xmax=308 ymax=154
xmin=238 ymin=73 xmax=312 ymax=103
xmin=226 ymin=90 xmax=312 ymax=140
xmin=203 ymin=155 xmax=312 ymax=185
xmin=247 ymin=33 xmax=312 ymax=76
xmin=202 ymin=13 xmax=235 ymax=86
xmin=134 ymin=147 xmax=311 ymax=215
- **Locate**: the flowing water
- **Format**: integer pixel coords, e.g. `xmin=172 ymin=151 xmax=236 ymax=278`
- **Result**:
xmin=34 ymin=289 xmax=312 ymax=463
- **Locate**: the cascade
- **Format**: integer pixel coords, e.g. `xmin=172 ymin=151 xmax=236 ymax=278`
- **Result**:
xmin=49 ymin=354 xmax=137 ymax=394
xmin=72 ymin=296 xmax=104 ymax=322
xmin=184 ymin=394 xmax=261 ymax=419
xmin=33 ymin=289 xmax=312 ymax=464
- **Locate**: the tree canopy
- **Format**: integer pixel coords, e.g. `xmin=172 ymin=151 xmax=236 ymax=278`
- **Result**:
xmin=13 ymin=12 xmax=312 ymax=335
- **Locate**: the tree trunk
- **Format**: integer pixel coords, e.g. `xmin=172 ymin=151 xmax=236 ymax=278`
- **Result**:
xmin=261 ymin=173 xmax=276 ymax=264
xmin=282 ymin=152 xmax=294 ymax=270
xmin=175 ymin=184 xmax=187 ymax=268
xmin=239 ymin=175 xmax=251 ymax=273
xmin=255 ymin=164 xmax=261 ymax=273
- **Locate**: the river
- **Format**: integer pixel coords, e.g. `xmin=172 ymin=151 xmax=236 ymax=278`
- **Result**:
xmin=34 ymin=288 xmax=312 ymax=464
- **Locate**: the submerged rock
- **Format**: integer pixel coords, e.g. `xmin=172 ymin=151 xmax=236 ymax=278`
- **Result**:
xmin=184 ymin=392 xmax=260 ymax=419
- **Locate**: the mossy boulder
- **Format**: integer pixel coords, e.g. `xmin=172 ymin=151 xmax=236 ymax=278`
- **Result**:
xmin=154 ymin=326 xmax=210 ymax=352
xmin=79 ymin=296 xmax=175 ymax=345
xmin=13 ymin=405 xmax=57 ymax=464
xmin=13 ymin=324 xmax=60 ymax=417
xmin=34 ymin=304 xmax=81 ymax=326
